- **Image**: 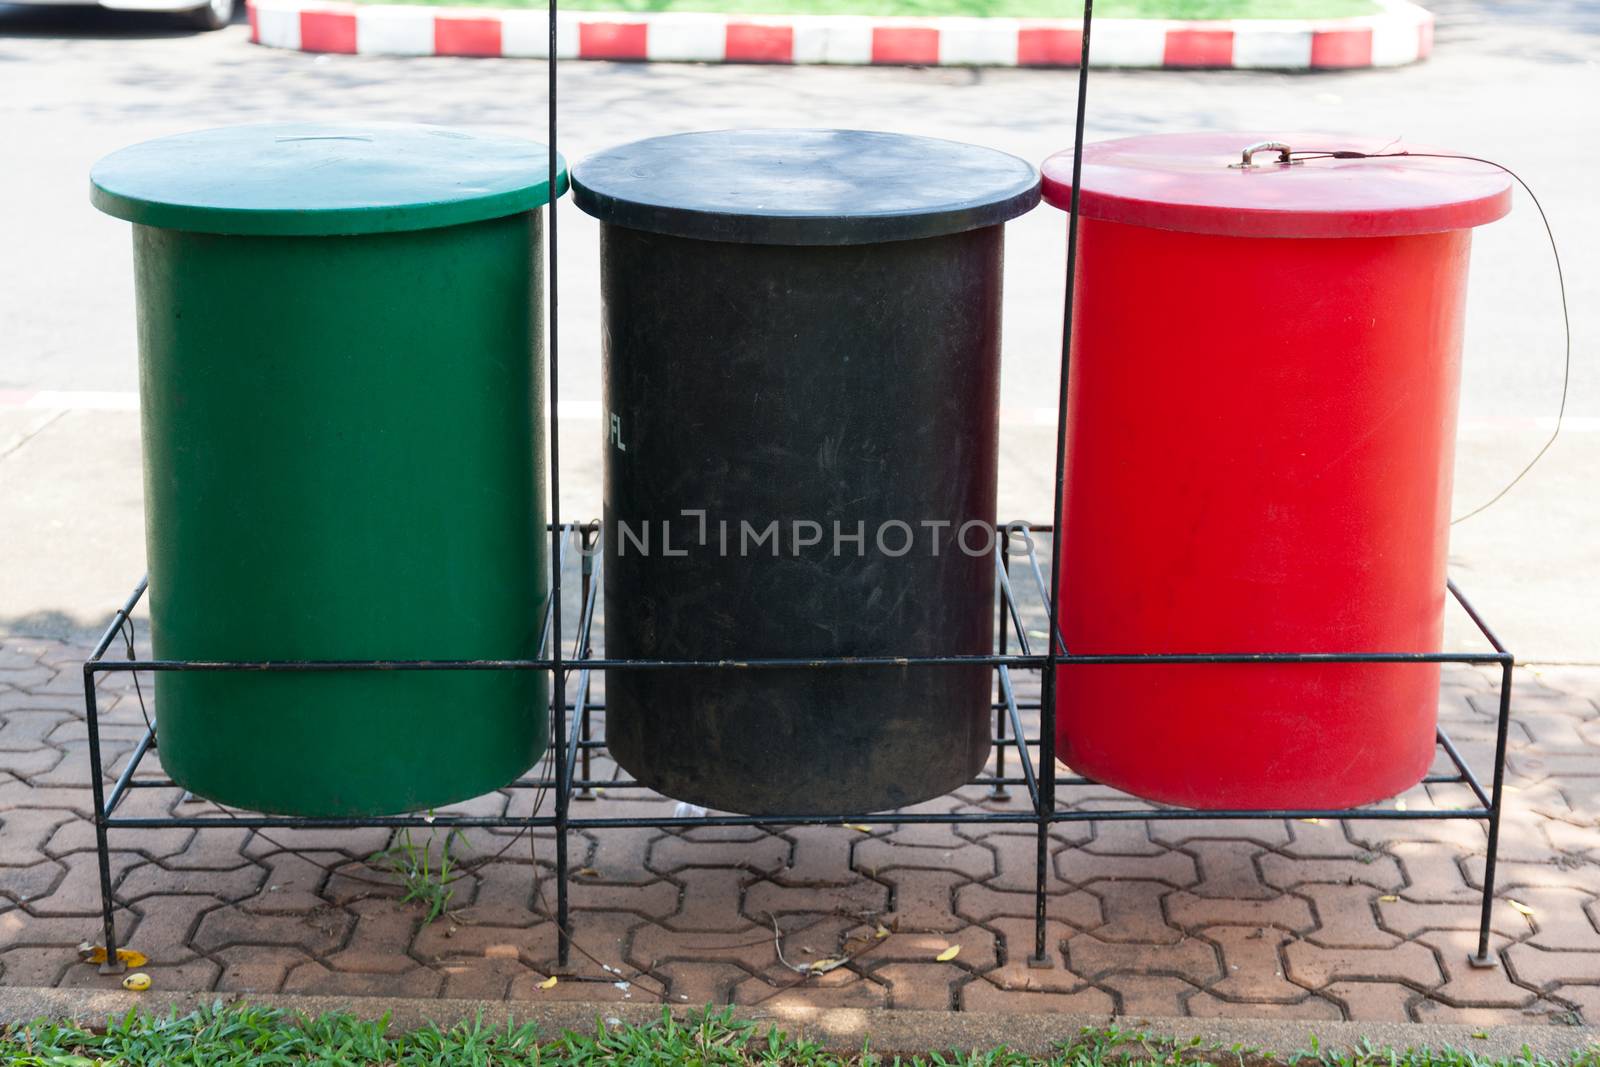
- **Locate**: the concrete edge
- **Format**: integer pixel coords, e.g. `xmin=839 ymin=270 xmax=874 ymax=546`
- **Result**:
xmin=2 ymin=988 xmax=1596 ymax=1059
xmin=244 ymin=0 xmax=1433 ymax=69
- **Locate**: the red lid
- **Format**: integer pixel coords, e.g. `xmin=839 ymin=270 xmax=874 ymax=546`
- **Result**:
xmin=1041 ymin=132 xmax=1512 ymax=238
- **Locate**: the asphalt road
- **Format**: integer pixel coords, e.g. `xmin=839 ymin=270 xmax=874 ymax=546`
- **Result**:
xmin=0 ymin=1 xmax=1596 ymax=657
xmin=0 ymin=0 xmax=1594 ymax=419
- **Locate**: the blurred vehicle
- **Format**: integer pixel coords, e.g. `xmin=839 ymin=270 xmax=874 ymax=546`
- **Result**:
xmin=10 ymin=0 xmax=237 ymax=30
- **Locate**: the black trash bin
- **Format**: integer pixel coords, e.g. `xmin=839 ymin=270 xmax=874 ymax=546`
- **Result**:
xmin=572 ymin=128 xmax=1039 ymax=816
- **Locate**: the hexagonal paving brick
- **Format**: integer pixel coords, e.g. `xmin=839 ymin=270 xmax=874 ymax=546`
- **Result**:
xmin=1282 ymin=940 xmax=1443 ymax=989
xmin=1298 ymin=884 xmax=1403 ymax=949
xmin=1099 ymin=973 xmax=1201 ymax=1016
xmin=1186 ymin=991 xmax=1341 ymax=1020
xmin=1069 ymin=933 xmax=1221 ymax=986
xmin=962 ymin=979 xmax=1115 ymax=1014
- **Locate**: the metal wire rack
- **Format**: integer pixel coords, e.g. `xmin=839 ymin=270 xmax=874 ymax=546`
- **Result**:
xmin=81 ymin=520 xmax=1515 ymax=975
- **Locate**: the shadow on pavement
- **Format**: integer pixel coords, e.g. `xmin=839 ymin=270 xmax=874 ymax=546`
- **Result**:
xmin=1 ymin=610 xmax=121 ymax=644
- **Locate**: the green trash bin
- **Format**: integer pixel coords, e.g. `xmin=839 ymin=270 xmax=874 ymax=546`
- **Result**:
xmin=91 ymin=123 xmax=567 ymax=817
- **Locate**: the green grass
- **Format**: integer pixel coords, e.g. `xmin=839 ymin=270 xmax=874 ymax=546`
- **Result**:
xmin=2 ymin=1004 xmax=1596 ymax=1067
xmin=357 ymin=0 xmax=1382 ymax=21
xmin=368 ymin=825 xmax=468 ymax=925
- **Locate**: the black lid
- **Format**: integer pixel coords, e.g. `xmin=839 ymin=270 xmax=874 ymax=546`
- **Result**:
xmin=571 ymin=128 xmax=1041 ymax=246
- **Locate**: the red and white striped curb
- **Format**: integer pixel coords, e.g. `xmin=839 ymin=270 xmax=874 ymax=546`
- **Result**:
xmin=248 ymin=0 xmax=1432 ymax=68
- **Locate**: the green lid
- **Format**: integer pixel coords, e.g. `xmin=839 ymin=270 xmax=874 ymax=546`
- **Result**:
xmin=91 ymin=123 xmax=568 ymax=237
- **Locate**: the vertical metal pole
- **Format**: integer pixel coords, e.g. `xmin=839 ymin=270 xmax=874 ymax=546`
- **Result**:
xmin=990 ymin=534 xmax=1011 ymax=800
xmin=577 ymin=524 xmax=595 ymax=799
xmin=554 ymin=676 xmax=571 ymax=969
xmin=83 ymin=665 xmax=124 ymax=974
xmin=1469 ymin=657 xmax=1514 ymax=968
xmin=545 ymin=0 xmax=571 ymax=971
xmin=1032 ymin=0 xmax=1094 ymax=968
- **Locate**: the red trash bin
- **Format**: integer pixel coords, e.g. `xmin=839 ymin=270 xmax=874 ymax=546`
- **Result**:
xmin=1040 ymin=132 xmax=1511 ymax=810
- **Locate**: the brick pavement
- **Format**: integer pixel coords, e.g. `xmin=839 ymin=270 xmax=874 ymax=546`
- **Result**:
xmin=2 ymin=629 xmax=1598 ymax=1026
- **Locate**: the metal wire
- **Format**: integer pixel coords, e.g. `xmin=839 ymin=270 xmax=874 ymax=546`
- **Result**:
xmin=1288 ymin=148 xmax=1572 ymax=525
